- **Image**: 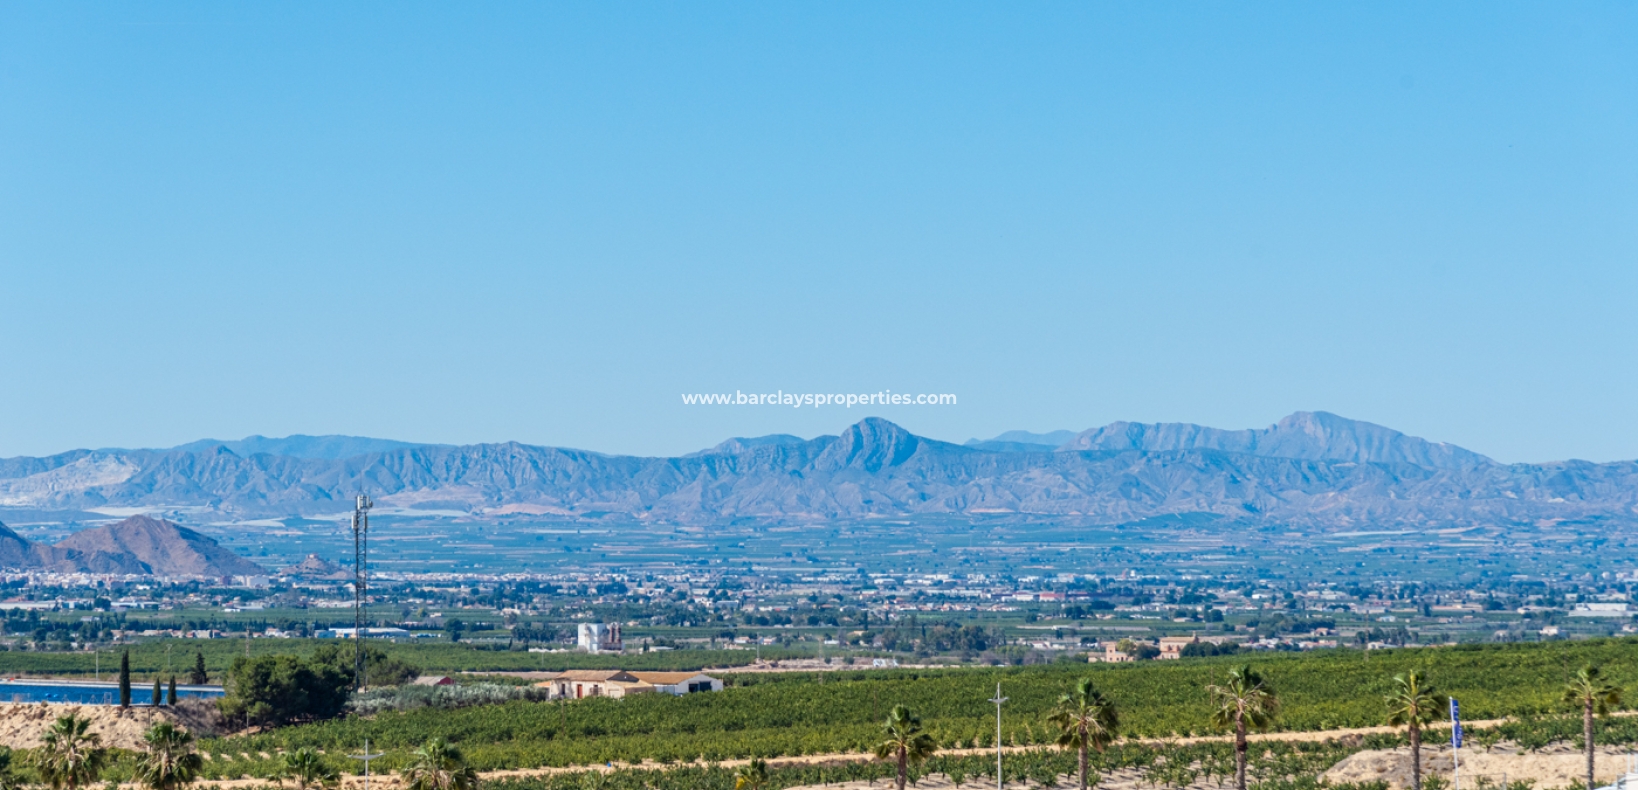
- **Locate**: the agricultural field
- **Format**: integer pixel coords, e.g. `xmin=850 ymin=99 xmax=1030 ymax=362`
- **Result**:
xmin=192 ymin=637 xmax=1638 ymax=777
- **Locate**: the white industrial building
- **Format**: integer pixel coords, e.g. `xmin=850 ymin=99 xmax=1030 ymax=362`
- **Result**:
xmin=577 ymin=622 xmax=623 ymax=653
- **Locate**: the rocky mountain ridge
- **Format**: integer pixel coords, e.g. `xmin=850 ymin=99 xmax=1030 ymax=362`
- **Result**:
xmin=0 ymin=413 xmax=1632 ymax=529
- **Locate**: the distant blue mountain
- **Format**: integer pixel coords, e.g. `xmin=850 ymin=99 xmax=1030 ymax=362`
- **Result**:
xmin=4 ymin=413 xmax=1630 ymax=529
xmin=167 ymin=434 xmax=443 ymax=460
xmin=965 ymin=429 xmax=1077 ymax=452
xmin=687 ymin=434 xmax=807 ymax=457
xmin=1058 ymin=411 xmax=1493 ymax=470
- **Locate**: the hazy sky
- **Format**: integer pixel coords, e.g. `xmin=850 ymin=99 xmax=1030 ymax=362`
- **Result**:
xmin=2 ymin=3 xmax=1634 ymax=463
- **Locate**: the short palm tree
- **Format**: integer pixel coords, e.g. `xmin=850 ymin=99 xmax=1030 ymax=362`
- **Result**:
xmin=0 ymin=745 xmax=24 ymax=790
xmin=873 ymin=705 xmax=938 ymax=790
xmin=278 ymin=747 xmax=339 ymax=790
xmin=1047 ymin=677 xmax=1120 ymax=790
xmin=403 ymin=738 xmax=478 ymax=790
xmin=1564 ymin=665 xmax=1622 ymax=790
xmin=734 ymin=758 xmax=770 ymax=790
xmin=1384 ymin=671 xmax=1447 ymax=790
xmin=33 ymin=713 xmax=108 ymax=790
xmin=134 ymin=722 xmax=203 ymax=790
xmin=1208 ymin=666 xmax=1278 ymax=790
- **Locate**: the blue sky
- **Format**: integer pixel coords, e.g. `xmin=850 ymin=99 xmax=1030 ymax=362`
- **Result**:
xmin=1 ymin=3 xmax=1634 ymax=463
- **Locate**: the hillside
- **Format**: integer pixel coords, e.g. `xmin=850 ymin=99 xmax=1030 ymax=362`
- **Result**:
xmin=1057 ymin=411 xmax=1493 ymax=468
xmin=0 ymin=413 xmax=1633 ymax=528
xmin=0 ymin=516 xmax=264 ymax=575
xmin=166 ymin=434 xmax=441 ymax=460
xmin=0 ymin=522 xmax=148 ymax=574
xmin=55 ymin=515 xmax=267 ymax=576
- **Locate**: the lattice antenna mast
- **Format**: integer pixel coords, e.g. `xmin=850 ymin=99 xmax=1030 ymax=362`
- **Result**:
xmin=351 ymin=493 xmax=373 ymax=690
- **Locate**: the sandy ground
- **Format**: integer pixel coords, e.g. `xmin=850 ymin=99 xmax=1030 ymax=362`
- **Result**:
xmin=1324 ymin=744 xmax=1636 ymax=790
xmin=0 ymin=699 xmax=220 ymax=750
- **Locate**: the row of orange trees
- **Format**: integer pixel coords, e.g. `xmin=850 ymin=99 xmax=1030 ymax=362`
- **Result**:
xmin=206 ymin=637 xmax=1638 ymax=773
xmin=877 ymin=663 xmax=1623 ymax=790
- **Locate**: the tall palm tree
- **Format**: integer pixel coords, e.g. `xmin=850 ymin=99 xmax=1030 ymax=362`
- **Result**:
xmin=1208 ymin=666 xmax=1278 ymax=790
xmin=873 ymin=705 xmax=938 ymax=790
xmin=1047 ymin=677 xmax=1120 ymax=790
xmin=134 ymin=722 xmax=203 ymax=790
xmin=1384 ymin=671 xmax=1447 ymax=790
xmin=33 ymin=713 xmax=108 ymax=790
xmin=1563 ymin=665 xmax=1622 ymax=790
xmin=278 ymin=747 xmax=339 ymax=790
xmin=734 ymin=758 xmax=770 ymax=790
xmin=403 ymin=738 xmax=479 ymax=790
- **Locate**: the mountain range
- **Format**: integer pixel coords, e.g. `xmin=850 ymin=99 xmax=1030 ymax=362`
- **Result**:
xmin=1 ymin=412 xmax=1634 ymax=529
xmin=0 ymin=515 xmax=266 ymax=575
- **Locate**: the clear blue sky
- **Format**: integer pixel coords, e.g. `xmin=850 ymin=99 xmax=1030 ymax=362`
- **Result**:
xmin=1 ymin=3 xmax=1634 ymax=463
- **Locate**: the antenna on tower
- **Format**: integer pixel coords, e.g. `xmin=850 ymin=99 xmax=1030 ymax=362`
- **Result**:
xmin=351 ymin=493 xmax=373 ymax=690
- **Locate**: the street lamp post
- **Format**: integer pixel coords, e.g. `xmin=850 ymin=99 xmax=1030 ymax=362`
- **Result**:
xmin=349 ymin=739 xmax=384 ymax=790
xmin=989 ymin=683 xmax=1008 ymax=790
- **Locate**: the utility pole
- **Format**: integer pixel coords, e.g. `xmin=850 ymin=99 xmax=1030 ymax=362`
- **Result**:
xmin=351 ymin=494 xmax=373 ymax=690
xmin=989 ymin=683 xmax=1008 ymax=790
xmin=349 ymin=739 xmax=384 ymax=790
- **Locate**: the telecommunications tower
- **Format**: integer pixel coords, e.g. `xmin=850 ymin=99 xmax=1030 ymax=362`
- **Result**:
xmin=351 ymin=493 xmax=373 ymax=689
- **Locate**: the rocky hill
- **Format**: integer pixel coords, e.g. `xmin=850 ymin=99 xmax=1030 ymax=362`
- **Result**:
xmin=0 ymin=413 xmax=1634 ymax=530
xmin=55 ymin=515 xmax=266 ymax=576
xmin=280 ymin=553 xmax=350 ymax=580
xmin=0 ymin=523 xmax=148 ymax=574
xmin=0 ymin=516 xmax=264 ymax=575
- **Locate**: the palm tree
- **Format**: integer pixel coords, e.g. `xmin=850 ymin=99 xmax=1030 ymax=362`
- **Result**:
xmin=873 ymin=705 xmax=938 ymax=790
xmin=1384 ymin=671 xmax=1447 ymax=790
xmin=1208 ymin=666 xmax=1278 ymax=790
xmin=0 ymin=745 xmax=24 ymax=790
xmin=1047 ymin=677 xmax=1120 ymax=790
xmin=33 ymin=713 xmax=108 ymax=790
xmin=134 ymin=722 xmax=203 ymax=790
xmin=403 ymin=738 xmax=479 ymax=790
xmin=734 ymin=758 xmax=770 ymax=790
xmin=1564 ymin=665 xmax=1622 ymax=790
xmin=278 ymin=747 xmax=339 ymax=790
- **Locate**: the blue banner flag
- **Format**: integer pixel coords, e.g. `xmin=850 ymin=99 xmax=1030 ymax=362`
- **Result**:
xmin=1450 ymin=698 xmax=1462 ymax=748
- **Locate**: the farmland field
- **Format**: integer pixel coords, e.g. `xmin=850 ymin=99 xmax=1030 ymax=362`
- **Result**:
xmin=197 ymin=637 xmax=1638 ymax=776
